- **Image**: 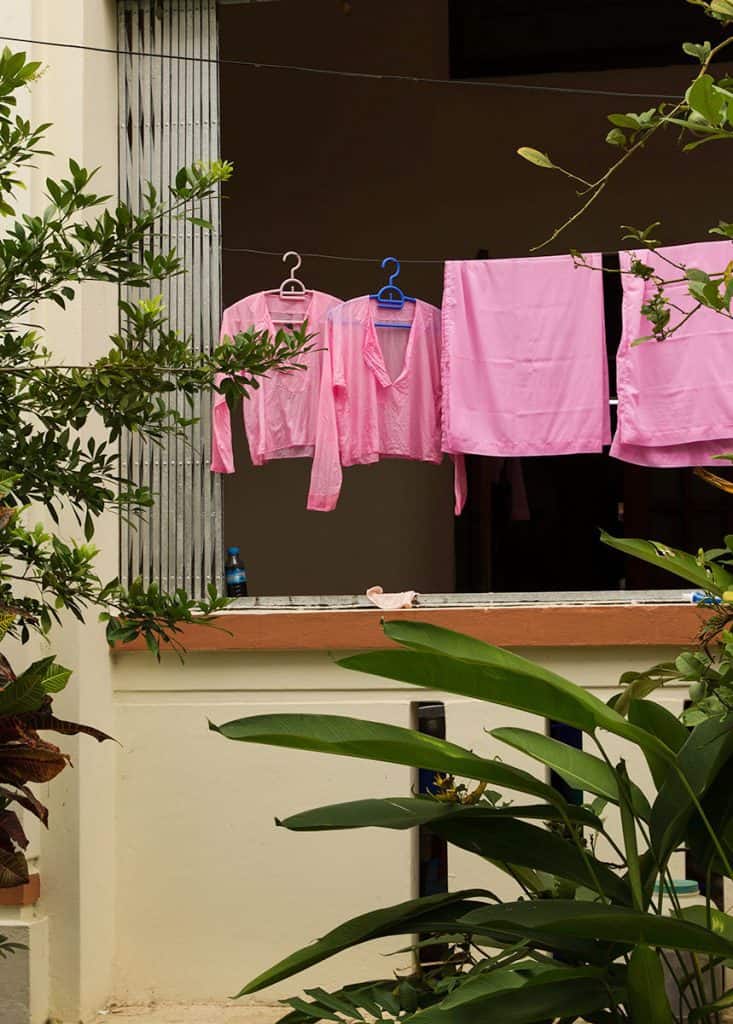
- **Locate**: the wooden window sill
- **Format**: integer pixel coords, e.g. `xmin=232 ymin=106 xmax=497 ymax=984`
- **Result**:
xmin=113 ymin=593 xmax=708 ymax=653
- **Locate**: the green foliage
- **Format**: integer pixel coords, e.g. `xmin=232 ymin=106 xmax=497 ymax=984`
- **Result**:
xmin=0 ymin=47 xmax=302 ymax=888
xmin=214 ymin=621 xmax=733 ymax=1023
xmin=518 ymin=5 xmax=733 ymax=340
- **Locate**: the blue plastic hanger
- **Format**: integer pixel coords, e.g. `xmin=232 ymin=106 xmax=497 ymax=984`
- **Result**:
xmin=370 ymin=257 xmax=416 ymax=329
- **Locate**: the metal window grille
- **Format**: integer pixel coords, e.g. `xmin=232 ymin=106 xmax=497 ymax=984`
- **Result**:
xmin=117 ymin=0 xmax=222 ymax=598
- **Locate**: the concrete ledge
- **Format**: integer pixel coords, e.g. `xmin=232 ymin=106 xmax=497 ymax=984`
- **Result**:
xmin=114 ymin=602 xmax=707 ymax=653
xmin=0 ymin=911 xmax=48 ymax=1024
xmin=0 ymin=875 xmax=40 ymax=907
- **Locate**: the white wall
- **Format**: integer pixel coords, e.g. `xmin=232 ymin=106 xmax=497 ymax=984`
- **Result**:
xmin=109 ymin=643 xmax=689 ymax=1007
xmin=15 ymin=2 xmax=120 ymax=1020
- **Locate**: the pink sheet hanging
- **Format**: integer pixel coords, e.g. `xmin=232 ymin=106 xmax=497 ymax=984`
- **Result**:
xmin=441 ymin=254 xmax=610 ymax=457
xmin=611 ymin=240 xmax=733 ymax=466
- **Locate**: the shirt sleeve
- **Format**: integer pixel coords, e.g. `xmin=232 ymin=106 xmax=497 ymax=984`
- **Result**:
xmin=307 ymin=315 xmax=342 ymax=511
xmin=210 ymin=309 xmax=236 ymax=474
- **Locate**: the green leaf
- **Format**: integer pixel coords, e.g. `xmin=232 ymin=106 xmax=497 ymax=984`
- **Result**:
xmin=600 ymin=531 xmax=733 ymax=595
xmin=210 ymin=714 xmax=562 ymax=803
xmin=411 ymin=970 xmax=619 ymax=1024
xmin=340 ymin=621 xmax=672 ymax=761
xmin=233 ymin=889 xmax=492 ymax=996
xmin=279 ymin=797 xmax=603 ymax=833
xmin=680 ymin=903 xmax=733 ymax=943
xmin=608 ymin=112 xmax=643 ymax=129
xmin=617 ymin=761 xmax=644 ymax=910
xmin=492 ymin=727 xmax=651 ymax=820
xmin=460 ymin=900 xmax=733 ymax=959
xmin=627 ymin=945 xmax=674 ymax=1023
xmin=686 ymin=74 xmax=727 ymax=126
xmin=628 ymin=699 xmax=689 ymax=789
xmin=0 ymin=656 xmax=69 ymax=714
xmin=683 ymin=40 xmax=713 ymax=63
xmin=426 ymin=815 xmax=631 ymax=905
xmin=516 ymin=147 xmax=556 ymax=169
xmin=651 ymin=712 xmax=733 ymax=868
xmin=605 ymin=128 xmax=627 ymax=147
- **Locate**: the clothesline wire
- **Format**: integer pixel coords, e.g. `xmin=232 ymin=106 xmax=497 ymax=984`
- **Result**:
xmin=222 ymin=246 xmax=448 ymax=264
xmin=0 ymin=33 xmax=683 ymax=101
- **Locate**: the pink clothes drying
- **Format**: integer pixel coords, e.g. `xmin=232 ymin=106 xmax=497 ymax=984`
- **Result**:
xmin=307 ymin=296 xmax=466 ymax=513
xmin=441 ymin=254 xmax=611 ymax=457
xmin=611 ymin=240 xmax=733 ymax=467
xmin=210 ymin=289 xmax=341 ymax=473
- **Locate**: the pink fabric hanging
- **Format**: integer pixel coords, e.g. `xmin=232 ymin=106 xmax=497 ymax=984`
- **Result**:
xmin=307 ymin=296 xmax=466 ymax=513
xmin=611 ymin=240 xmax=733 ymax=466
xmin=211 ymin=290 xmax=341 ymax=473
xmin=441 ymin=254 xmax=610 ymax=457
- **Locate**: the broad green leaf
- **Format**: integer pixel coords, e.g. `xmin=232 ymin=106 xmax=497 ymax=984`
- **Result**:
xmin=628 ymin=699 xmax=688 ymax=789
xmin=37 ymin=659 xmax=72 ymax=694
xmin=627 ymin=945 xmax=674 ymax=1023
xmin=233 ymin=889 xmax=492 ymax=996
xmin=686 ymin=74 xmax=727 ymax=126
xmin=427 ymin=815 xmax=631 ymax=905
xmin=492 ymin=727 xmax=651 ymax=821
xmin=651 ymin=712 xmax=733 ymax=867
xmin=210 ymin=714 xmax=561 ymax=803
xmin=0 ymin=656 xmax=69 ymax=715
xmin=685 ymin=771 xmax=733 ymax=875
xmin=516 ymin=147 xmax=555 ymax=169
xmin=601 ymin=530 xmax=733 ymax=595
xmin=279 ymin=797 xmax=603 ymax=833
xmin=616 ymin=761 xmax=644 ymax=910
xmin=439 ymin=966 xmax=526 ymax=1008
xmin=410 ymin=970 xmax=621 ymax=1024
xmin=340 ymin=621 xmax=672 ymax=761
xmin=460 ymin=900 xmax=733 ymax=959
xmin=680 ymin=904 xmax=733 ymax=943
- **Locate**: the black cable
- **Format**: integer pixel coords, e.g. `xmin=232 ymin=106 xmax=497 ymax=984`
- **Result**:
xmin=0 ymin=33 xmax=682 ymax=101
xmin=221 ymin=246 xmax=447 ymax=263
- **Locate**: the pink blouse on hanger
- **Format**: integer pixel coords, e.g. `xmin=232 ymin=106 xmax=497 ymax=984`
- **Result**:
xmin=307 ymin=296 xmax=467 ymax=513
xmin=211 ymin=289 xmax=341 ymax=473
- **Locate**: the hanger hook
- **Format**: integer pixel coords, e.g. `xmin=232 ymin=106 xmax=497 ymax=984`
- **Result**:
xmin=381 ymin=256 xmax=400 ymax=288
xmin=282 ymin=250 xmax=302 ymax=278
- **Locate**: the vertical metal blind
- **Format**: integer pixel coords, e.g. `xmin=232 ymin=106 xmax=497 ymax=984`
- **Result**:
xmin=117 ymin=0 xmax=222 ymax=599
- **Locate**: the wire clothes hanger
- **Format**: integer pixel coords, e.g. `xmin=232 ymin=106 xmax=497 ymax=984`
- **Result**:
xmin=370 ymin=257 xmax=415 ymax=329
xmin=267 ymin=251 xmax=311 ymax=325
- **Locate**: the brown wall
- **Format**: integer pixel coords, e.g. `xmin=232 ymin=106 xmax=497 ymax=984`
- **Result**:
xmin=218 ymin=0 xmax=732 ymax=596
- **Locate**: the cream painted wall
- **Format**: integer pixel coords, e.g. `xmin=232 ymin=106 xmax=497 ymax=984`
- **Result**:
xmin=109 ymin=643 xmax=690 ymax=1007
xmin=15 ymin=1 xmax=120 ymax=1020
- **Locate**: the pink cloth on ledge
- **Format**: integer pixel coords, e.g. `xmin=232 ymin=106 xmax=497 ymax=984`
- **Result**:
xmin=211 ymin=289 xmax=341 ymax=474
xmin=611 ymin=240 xmax=733 ymax=466
xmin=307 ymin=296 xmax=466 ymax=513
xmin=441 ymin=254 xmax=610 ymax=457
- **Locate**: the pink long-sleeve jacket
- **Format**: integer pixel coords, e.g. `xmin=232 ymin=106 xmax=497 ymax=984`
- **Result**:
xmin=307 ymin=296 xmax=466 ymax=513
xmin=211 ymin=290 xmax=341 ymax=473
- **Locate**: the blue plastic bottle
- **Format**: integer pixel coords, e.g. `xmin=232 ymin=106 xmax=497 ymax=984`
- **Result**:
xmin=225 ymin=546 xmax=248 ymax=597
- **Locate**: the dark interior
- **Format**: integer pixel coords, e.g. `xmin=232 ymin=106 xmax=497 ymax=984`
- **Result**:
xmin=449 ymin=0 xmax=724 ymax=78
xmin=217 ymin=0 xmax=733 ymax=597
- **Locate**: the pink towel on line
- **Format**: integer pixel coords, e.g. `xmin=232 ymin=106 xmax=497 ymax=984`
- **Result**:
xmin=611 ymin=240 xmax=733 ymax=466
xmin=441 ymin=254 xmax=611 ymax=457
